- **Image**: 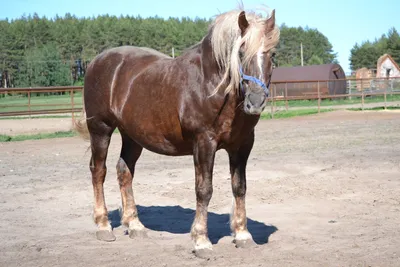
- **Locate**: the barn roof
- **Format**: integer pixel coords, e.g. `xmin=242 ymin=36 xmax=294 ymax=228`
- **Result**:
xmin=271 ymin=63 xmax=345 ymax=82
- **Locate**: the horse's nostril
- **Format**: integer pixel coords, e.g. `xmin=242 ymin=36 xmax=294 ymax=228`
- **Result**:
xmin=246 ymin=104 xmax=251 ymax=109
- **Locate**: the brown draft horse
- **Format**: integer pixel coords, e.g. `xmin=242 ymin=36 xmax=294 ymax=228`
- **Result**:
xmin=75 ymin=7 xmax=279 ymax=258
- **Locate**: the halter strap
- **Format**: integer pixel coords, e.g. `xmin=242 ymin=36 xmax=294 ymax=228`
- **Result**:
xmin=239 ymin=66 xmax=270 ymax=97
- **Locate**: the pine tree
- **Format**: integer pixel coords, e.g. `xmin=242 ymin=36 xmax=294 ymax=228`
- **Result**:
xmin=14 ymin=44 xmax=71 ymax=87
xmin=349 ymin=27 xmax=400 ymax=70
xmin=275 ymin=24 xmax=337 ymax=67
xmin=1 ymin=13 xmax=338 ymax=87
xmin=387 ymin=27 xmax=400 ymax=64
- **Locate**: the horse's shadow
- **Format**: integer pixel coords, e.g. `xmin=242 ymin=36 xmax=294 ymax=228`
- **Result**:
xmin=108 ymin=205 xmax=277 ymax=245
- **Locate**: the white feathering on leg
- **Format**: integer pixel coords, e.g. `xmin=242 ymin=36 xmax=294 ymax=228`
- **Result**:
xmin=230 ymin=197 xmax=236 ymax=234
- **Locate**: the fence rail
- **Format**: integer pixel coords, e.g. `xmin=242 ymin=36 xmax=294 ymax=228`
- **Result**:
xmin=0 ymin=86 xmax=84 ymax=93
xmin=0 ymin=108 xmax=83 ymax=117
xmin=1 ymin=76 xmax=400 ymax=120
xmin=0 ymin=86 xmax=83 ymax=121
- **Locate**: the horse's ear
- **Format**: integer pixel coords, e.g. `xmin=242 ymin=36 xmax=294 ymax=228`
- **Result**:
xmin=265 ymin=9 xmax=275 ymax=32
xmin=238 ymin=11 xmax=249 ymax=36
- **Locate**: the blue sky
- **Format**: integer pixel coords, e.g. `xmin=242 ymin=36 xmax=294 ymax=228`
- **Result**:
xmin=1 ymin=0 xmax=399 ymax=73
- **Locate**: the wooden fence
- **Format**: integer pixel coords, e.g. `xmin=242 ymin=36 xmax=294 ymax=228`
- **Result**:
xmin=1 ymin=76 xmax=400 ymax=120
xmin=268 ymin=76 xmax=400 ymax=117
xmin=0 ymin=86 xmax=83 ymax=121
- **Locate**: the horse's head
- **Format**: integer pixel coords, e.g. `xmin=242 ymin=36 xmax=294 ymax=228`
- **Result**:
xmin=209 ymin=8 xmax=279 ymax=115
xmin=237 ymin=10 xmax=277 ymax=115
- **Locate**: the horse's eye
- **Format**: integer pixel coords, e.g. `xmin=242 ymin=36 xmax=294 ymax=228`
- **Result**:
xmin=271 ymin=55 xmax=276 ymax=66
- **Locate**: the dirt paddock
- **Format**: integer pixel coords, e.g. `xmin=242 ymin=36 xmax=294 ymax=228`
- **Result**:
xmin=0 ymin=110 xmax=399 ymax=266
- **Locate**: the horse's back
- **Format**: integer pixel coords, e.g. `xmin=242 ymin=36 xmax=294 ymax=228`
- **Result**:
xmin=85 ymin=46 xmax=171 ymax=89
xmin=93 ymin=45 xmax=170 ymax=59
xmin=83 ymin=46 xmax=171 ymax=122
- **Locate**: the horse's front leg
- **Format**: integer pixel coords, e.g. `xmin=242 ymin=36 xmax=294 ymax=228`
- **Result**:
xmin=228 ymin=131 xmax=256 ymax=248
xmin=191 ymin=133 xmax=217 ymax=258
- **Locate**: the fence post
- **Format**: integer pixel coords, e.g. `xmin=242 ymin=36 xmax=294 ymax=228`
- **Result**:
xmin=348 ymin=79 xmax=352 ymax=100
xmin=71 ymin=89 xmax=75 ymax=123
xmin=270 ymin=85 xmax=274 ymax=119
xmin=361 ymin=78 xmax=364 ymax=111
xmin=273 ymin=85 xmax=277 ymax=112
xmin=285 ymin=83 xmax=288 ymax=111
xmin=384 ymin=82 xmax=387 ymax=110
xmin=317 ymin=81 xmax=321 ymax=113
xmin=28 ymin=91 xmax=31 ymax=118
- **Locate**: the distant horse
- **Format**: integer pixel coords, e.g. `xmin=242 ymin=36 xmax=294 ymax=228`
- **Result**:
xmin=75 ymin=7 xmax=279 ymax=258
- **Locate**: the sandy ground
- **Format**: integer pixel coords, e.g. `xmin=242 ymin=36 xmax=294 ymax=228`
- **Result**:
xmin=0 ymin=110 xmax=399 ymax=267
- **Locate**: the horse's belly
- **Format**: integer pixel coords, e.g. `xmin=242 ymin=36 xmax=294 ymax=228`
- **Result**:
xmin=137 ymin=136 xmax=193 ymax=156
xmin=121 ymin=124 xmax=193 ymax=156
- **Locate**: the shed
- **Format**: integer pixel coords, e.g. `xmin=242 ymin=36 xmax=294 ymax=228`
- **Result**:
xmin=355 ymin=67 xmax=376 ymax=91
xmin=270 ymin=63 xmax=347 ymax=97
xmin=376 ymin=54 xmax=400 ymax=78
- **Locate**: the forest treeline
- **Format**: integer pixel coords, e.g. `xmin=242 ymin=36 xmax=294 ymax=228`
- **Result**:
xmin=349 ymin=27 xmax=400 ymax=71
xmin=0 ymin=12 xmax=347 ymax=88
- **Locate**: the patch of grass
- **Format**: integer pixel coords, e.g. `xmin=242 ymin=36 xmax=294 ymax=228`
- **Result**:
xmin=0 ymin=115 xmax=74 ymax=120
xmin=0 ymin=131 xmax=77 ymax=142
xmin=261 ymin=108 xmax=333 ymax=120
xmin=0 ymin=135 xmax=12 ymax=142
xmin=347 ymin=106 xmax=400 ymax=111
xmin=0 ymin=128 xmax=120 ymax=142
xmin=273 ymin=94 xmax=400 ymax=108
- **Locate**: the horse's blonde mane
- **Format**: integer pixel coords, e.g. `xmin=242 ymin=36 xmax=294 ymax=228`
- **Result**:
xmin=209 ymin=8 xmax=280 ymax=95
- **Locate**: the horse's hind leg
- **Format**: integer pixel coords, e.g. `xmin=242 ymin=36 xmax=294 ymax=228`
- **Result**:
xmin=116 ymin=132 xmax=146 ymax=238
xmin=88 ymin=123 xmax=115 ymax=242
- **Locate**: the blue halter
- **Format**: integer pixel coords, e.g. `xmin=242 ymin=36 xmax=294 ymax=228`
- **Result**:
xmin=239 ymin=66 xmax=270 ymax=97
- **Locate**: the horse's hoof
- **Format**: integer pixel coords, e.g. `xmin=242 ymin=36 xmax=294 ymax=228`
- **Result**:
xmin=96 ymin=230 xmax=116 ymax=242
xmin=129 ymin=229 xmax=148 ymax=239
xmin=234 ymin=238 xmax=257 ymax=248
xmin=193 ymin=248 xmax=213 ymax=260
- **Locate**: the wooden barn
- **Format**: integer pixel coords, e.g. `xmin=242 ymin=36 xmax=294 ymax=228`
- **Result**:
xmin=270 ymin=63 xmax=347 ymax=97
xmin=355 ymin=67 xmax=377 ymax=91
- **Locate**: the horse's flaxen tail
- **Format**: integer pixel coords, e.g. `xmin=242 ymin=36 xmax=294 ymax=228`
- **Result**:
xmin=74 ymin=111 xmax=90 ymax=141
xmin=73 ymin=88 xmax=90 ymax=141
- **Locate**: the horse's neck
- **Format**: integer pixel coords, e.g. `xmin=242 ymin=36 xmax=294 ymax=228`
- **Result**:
xmin=199 ymin=36 xmax=246 ymax=112
xmin=197 ymin=35 xmax=231 ymax=95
